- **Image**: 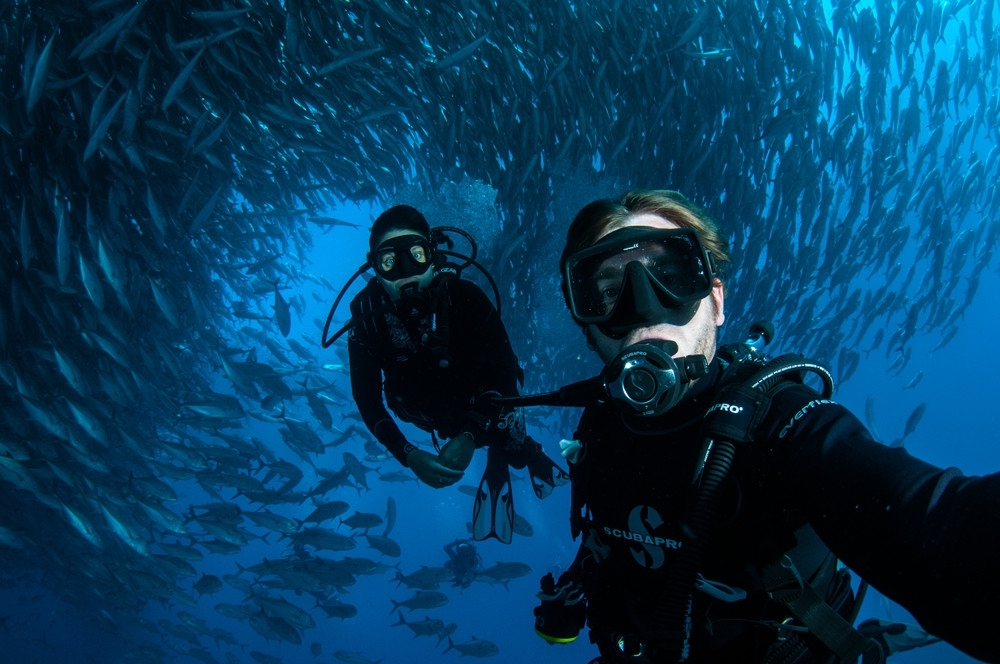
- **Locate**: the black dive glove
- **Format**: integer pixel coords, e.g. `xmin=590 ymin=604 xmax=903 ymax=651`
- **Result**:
xmin=856 ymin=619 xmax=941 ymax=663
xmin=533 ymin=571 xmax=587 ymax=644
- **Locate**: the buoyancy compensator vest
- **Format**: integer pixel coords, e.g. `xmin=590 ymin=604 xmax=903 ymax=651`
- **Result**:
xmin=504 ymin=322 xmax=888 ymax=663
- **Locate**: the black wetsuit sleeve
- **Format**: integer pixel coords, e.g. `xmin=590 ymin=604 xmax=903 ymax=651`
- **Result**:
xmin=766 ymin=385 xmax=1000 ymax=662
xmin=346 ymin=289 xmax=413 ymax=467
xmin=451 ymin=281 xmax=524 ymax=443
xmin=450 ymin=280 xmax=522 ymax=396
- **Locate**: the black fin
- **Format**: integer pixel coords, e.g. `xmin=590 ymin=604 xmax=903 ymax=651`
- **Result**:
xmin=524 ymin=438 xmax=569 ymax=499
xmin=472 ymin=447 xmax=514 ymax=543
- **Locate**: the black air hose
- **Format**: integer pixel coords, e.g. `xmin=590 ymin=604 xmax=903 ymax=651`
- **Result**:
xmin=650 ymin=354 xmax=834 ymax=662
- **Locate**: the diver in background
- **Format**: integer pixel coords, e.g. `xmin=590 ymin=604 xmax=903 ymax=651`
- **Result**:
xmin=444 ymin=538 xmax=482 ymax=588
xmin=346 ymin=205 xmax=567 ymax=543
xmin=532 ymin=190 xmax=999 ymax=663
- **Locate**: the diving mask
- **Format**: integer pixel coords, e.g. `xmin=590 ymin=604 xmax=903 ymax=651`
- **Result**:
xmin=563 ymin=227 xmax=717 ymax=334
xmin=371 ymin=234 xmax=433 ymax=280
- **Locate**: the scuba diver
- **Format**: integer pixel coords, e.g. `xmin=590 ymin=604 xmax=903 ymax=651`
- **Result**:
xmin=323 ymin=204 xmax=567 ymax=543
xmin=525 ymin=190 xmax=1000 ymax=662
xmin=444 ymin=538 xmax=483 ymax=588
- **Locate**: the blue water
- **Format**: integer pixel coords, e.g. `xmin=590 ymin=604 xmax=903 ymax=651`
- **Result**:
xmin=3 ymin=1 xmax=999 ymax=663
xmin=3 ymin=195 xmax=994 ymax=663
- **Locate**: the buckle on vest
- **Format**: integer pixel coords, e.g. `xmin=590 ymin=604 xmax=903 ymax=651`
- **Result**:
xmin=764 ymin=554 xmax=804 ymax=603
xmin=773 ymin=616 xmax=809 ymax=642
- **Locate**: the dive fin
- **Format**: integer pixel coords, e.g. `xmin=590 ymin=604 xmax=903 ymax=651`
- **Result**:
xmin=472 ymin=447 xmax=514 ymax=543
xmin=524 ymin=438 xmax=570 ymax=499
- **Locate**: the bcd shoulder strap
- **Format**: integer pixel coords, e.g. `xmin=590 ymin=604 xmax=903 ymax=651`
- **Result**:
xmin=761 ymin=554 xmax=882 ymax=663
xmin=712 ymin=352 xmax=881 ymax=663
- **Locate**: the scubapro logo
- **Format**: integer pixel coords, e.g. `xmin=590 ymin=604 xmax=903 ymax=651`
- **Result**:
xmin=707 ymin=402 xmax=743 ymax=415
xmin=602 ymin=505 xmax=683 ymax=569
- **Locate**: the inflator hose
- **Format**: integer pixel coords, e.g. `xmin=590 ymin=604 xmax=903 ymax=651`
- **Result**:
xmin=651 ymin=438 xmax=738 ymax=661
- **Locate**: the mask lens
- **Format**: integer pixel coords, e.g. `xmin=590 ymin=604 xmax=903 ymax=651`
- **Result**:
xmin=409 ymin=244 xmax=429 ymax=265
xmin=567 ymin=229 xmax=713 ymax=323
xmin=377 ymin=250 xmax=396 ymax=274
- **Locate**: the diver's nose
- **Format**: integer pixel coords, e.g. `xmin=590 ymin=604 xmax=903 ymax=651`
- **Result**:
xmin=613 ymin=261 xmax=662 ymax=324
xmin=599 ymin=261 xmax=701 ymax=339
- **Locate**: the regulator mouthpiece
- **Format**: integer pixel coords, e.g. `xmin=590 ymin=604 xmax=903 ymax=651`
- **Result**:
xmin=602 ymin=340 xmax=708 ymax=417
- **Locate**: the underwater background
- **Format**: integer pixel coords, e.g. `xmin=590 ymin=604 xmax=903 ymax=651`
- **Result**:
xmin=1 ymin=1 xmax=997 ymax=663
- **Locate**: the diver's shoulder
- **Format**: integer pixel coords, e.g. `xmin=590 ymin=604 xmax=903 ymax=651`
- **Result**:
xmin=440 ymin=275 xmax=495 ymax=311
xmin=349 ymin=278 xmax=388 ymax=308
xmin=760 ymin=378 xmax=856 ymax=442
xmin=442 ymin=274 xmax=486 ymax=296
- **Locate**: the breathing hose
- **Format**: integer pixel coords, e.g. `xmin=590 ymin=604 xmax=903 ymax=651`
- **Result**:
xmin=651 ymin=353 xmax=834 ymax=662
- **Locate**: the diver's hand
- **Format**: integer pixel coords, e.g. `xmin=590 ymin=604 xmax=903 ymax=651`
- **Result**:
xmin=533 ymin=571 xmax=587 ymax=645
xmin=406 ymin=449 xmax=464 ymax=488
xmin=439 ymin=433 xmax=476 ymax=471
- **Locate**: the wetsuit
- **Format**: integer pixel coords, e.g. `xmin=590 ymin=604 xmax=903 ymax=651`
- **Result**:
xmin=566 ymin=358 xmax=1000 ymax=663
xmin=348 ymin=275 xmax=524 ymax=465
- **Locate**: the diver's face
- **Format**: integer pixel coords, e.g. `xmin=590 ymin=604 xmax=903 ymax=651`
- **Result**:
xmin=375 ymin=229 xmax=433 ymax=300
xmin=585 ymin=214 xmax=725 ymax=364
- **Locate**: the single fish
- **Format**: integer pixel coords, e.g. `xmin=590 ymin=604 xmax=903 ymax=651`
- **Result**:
xmin=903 ymin=403 xmax=927 ymax=439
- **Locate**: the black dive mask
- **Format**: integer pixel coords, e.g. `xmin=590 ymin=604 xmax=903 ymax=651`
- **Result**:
xmin=563 ymin=227 xmax=717 ymax=340
xmin=370 ymin=234 xmax=434 ymax=281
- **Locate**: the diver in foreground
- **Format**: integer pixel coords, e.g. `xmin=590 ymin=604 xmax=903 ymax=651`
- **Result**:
xmin=529 ymin=190 xmax=1000 ymax=662
xmin=328 ymin=205 xmax=566 ymax=543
